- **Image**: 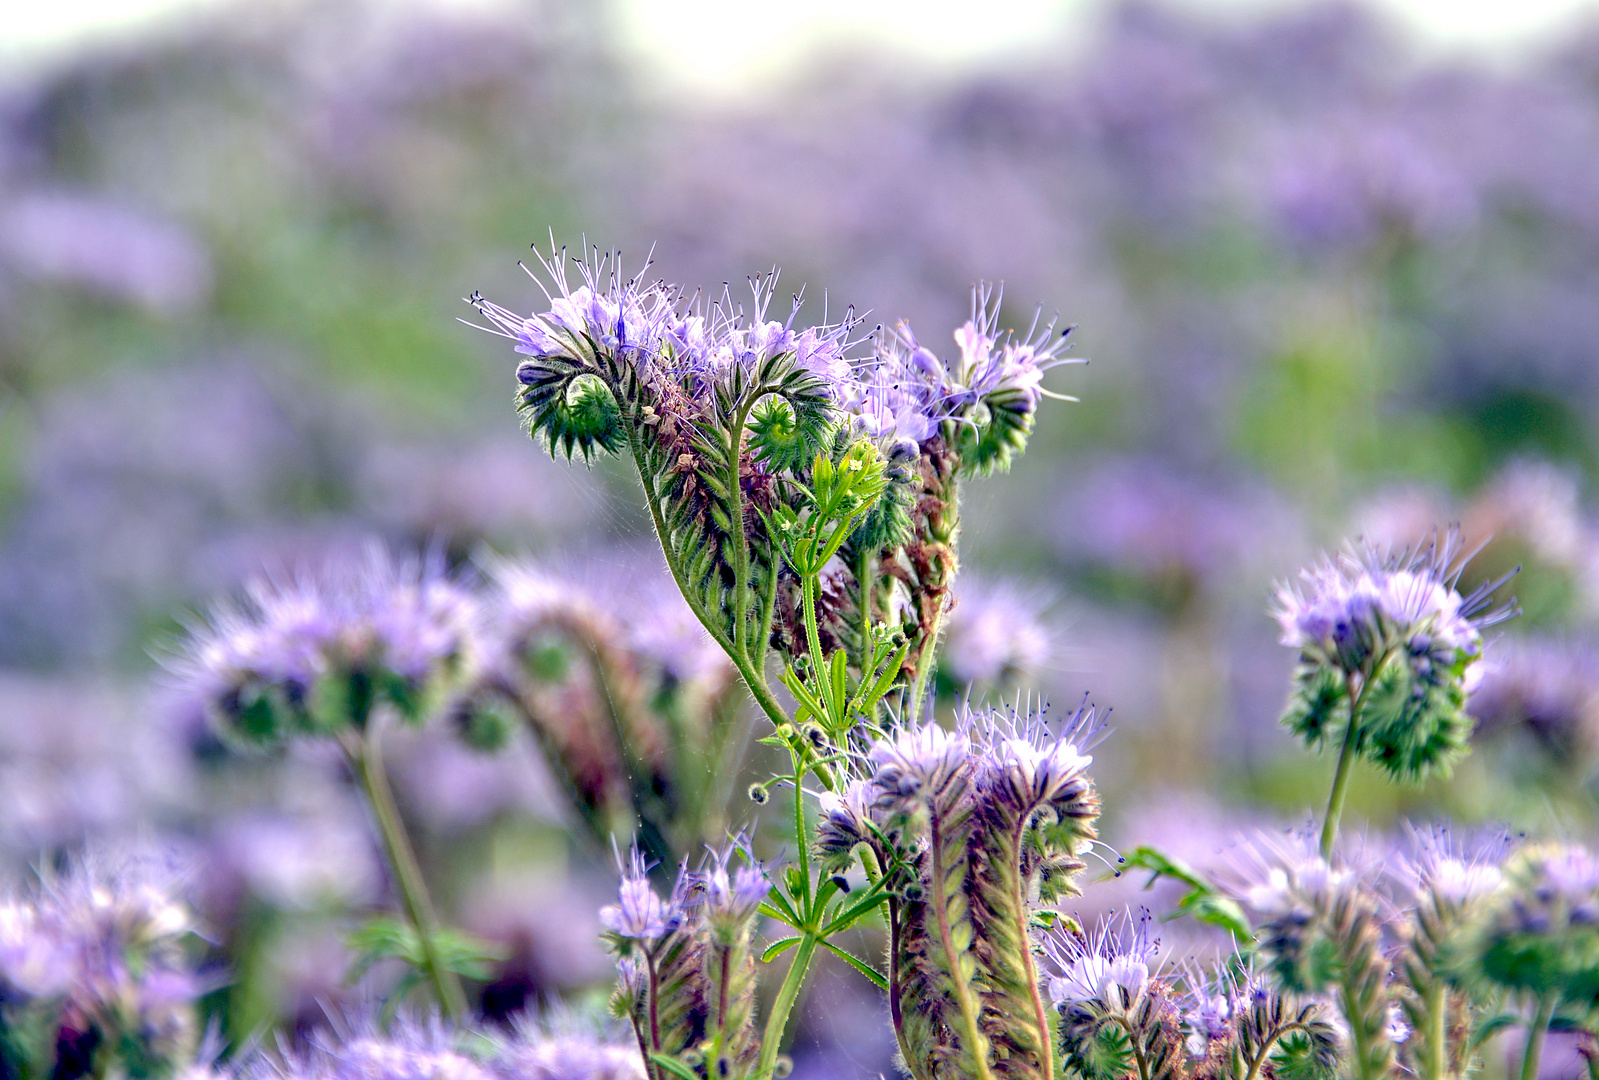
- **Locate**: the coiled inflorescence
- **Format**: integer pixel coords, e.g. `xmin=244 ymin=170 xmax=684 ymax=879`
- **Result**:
xmin=469 ymin=245 xmax=1081 ymax=716
xmin=173 ymin=543 xmax=482 ymax=744
xmin=601 ymin=845 xmax=769 ymax=1080
xmin=813 ymin=703 xmax=1102 ymax=1080
xmin=0 ymin=854 xmax=201 ymax=1080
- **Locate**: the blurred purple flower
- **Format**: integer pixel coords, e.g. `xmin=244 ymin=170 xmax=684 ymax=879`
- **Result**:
xmin=0 ymin=189 xmax=212 ymax=314
xmin=941 ymin=576 xmax=1060 ymax=689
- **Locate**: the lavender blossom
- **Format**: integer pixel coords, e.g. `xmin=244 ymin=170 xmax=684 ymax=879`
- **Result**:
xmin=0 ymin=852 xmax=202 ymax=1080
xmin=1275 ymin=529 xmax=1517 ymax=785
xmin=469 ymin=246 xmax=677 ymax=378
xmin=1464 ymin=842 xmax=1599 ymax=1004
xmin=865 ymin=720 xmax=972 ymax=812
xmin=173 ymin=543 xmax=481 ymax=742
xmin=598 ymin=851 xmax=676 ymax=946
xmin=694 ymin=840 xmax=770 ymax=931
xmin=1044 ymin=908 xmax=1162 ymax=1010
xmin=939 ymin=578 xmax=1059 ymax=692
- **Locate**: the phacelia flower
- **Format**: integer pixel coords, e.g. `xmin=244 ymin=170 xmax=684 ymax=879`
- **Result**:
xmin=1465 ymin=842 xmax=1599 ymax=1003
xmin=1274 ymin=531 xmax=1513 ymax=678
xmin=694 ymin=839 xmax=769 ymax=929
xmin=174 ymin=543 xmax=481 ymax=741
xmin=469 ymin=246 xmax=677 ymax=379
xmin=967 ymin=700 xmax=1103 ymax=810
xmin=1044 ymin=908 xmax=1162 ymax=1010
xmin=939 ymin=577 xmax=1059 ymax=691
xmin=866 ymin=720 xmax=972 ymax=810
xmin=599 ymin=850 xmax=677 ymax=945
xmin=1275 ymin=529 xmax=1517 ymax=782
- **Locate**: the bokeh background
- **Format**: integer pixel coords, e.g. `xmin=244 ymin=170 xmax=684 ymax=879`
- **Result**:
xmin=4 ymin=0 xmax=1599 ymax=1074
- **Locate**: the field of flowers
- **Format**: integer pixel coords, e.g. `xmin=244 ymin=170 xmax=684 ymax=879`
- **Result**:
xmin=2 ymin=2 xmax=1599 ymax=1078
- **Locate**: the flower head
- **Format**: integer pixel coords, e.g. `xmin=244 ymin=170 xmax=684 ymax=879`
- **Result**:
xmin=693 ymin=839 xmax=769 ymax=929
xmin=599 ymin=850 xmax=676 ymax=945
xmin=940 ymin=577 xmax=1059 ymax=690
xmin=469 ymin=246 xmax=677 ymax=377
xmin=1044 ymin=908 xmax=1162 ymax=1010
xmin=174 ymin=543 xmax=481 ymax=740
xmin=966 ymin=699 xmax=1103 ymax=811
xmin=866 ymin=720 xmax=972 ymax=810
xmin=1274 ymin=531 xmax=1513 ymax=676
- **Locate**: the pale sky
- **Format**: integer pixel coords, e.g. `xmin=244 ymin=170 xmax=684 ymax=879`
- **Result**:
xmin=3 ymin=0 xmax=1598 ymax=96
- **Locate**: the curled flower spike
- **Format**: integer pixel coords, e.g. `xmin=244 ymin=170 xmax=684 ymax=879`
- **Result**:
xmin=1393 ymin=822 xmax=1515 ymax=909
xmin=1276 ymin=530 xmax=1518 ymax=859
xmin=1274 ymin=530 xmax=1516 ymax=680
xmin=967 ymin=699 xmax=1104 ymax=810
xmin=1464 ymin=841 xmax=1599 ymax=1003
xmin=694 ymin=838 xmax=770 ymax=930
xmin=469 ymin=244 xmax=678 ymax=378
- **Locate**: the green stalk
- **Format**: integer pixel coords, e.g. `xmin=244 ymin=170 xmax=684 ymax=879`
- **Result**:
xmin=757 ymin=934 xmax=817 ymax=1079
xmin=345 ymin=727 xmax=467 ymax=1022
xmin=1426 ymin=983 xmax=1449 ymax=1080
xmin=1320 ymin=718 xmax=1360 ymax=861
xmin=1321 ymin=669 xmax=1373 ymax=860
xmin=906 ymin=597 xmax=947 ymax=724
xmin=1520 ymin=994 xmax=1557 ymax=1080
xmin=632 ymin=439 xmax=789 ymax=729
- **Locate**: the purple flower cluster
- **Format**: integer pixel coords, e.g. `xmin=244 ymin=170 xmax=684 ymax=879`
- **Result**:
xmin=1274 ymin=531 xmax=1513 ymax=680
xmin=939 ymin=577 xmax=1058 ymax=692
xmin=599 ymin=843 xmax=768 ymax=950
xmin=0 ymin=853 xmax=202 ymax=1079
xmin=849 ymin=286 xmax=1077 ymax=446
xmin=1043 ymin=907 xmax=1161 ymax=1008
xmin=471 ymin=248 xmax=859 ymax=399
xmin=174 ymin=543 xmax=481 ymax=735
xmin=254 ymin=1014 xmax=645 ymax=1080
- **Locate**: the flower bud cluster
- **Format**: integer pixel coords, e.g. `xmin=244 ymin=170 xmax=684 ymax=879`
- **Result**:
xmin=1275 ymin=531 xmax=1516 ymax=782
xmin=0 ymin=855 xmax=200 ymax=1080
xmin=601 ymin=845 xmax=769 ymax=1080
xmin=1046 ymin=913 xmax=1341 ymax=1080
xmin=849 ymin=286 xmax=1076 ymax=472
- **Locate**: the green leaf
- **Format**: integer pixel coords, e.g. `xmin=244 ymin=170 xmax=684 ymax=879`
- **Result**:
xmin=1121 ymin=845 xmax=1254 ymax=940
xmin=820 ymin=940 xmax=889 ymax=989
xmin=761 ymin=936 xmax=804 ymax=963
xmin=649 ymin=1053 xmax=702 ymax=1080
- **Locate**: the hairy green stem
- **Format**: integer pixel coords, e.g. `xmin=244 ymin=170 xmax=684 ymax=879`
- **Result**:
xmin=345 ymin=727 xmax=467 ymax=1022
xmin=1426 ymin=983 xmax=1449 ymax=1080
xmin=632 ymin=440 xmax=789 ymax=730
xmin=1321 ymin=718 xmax=1360 ymax=861
xmin=1321 ymin=670 xmax=1367 ymax=860
xmin=1009 ymin=820 xmax=1055 ymax=1080
xmin=1338 ymin=971 xmax=1377 ymax=1080
xmin=906 ymin=597 xmax=947 ymax=724
xmin=758 ymin=935 xmax=817 ymax=1079
xmin=1521 ymin=994 xmax=1557 ymax=1080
